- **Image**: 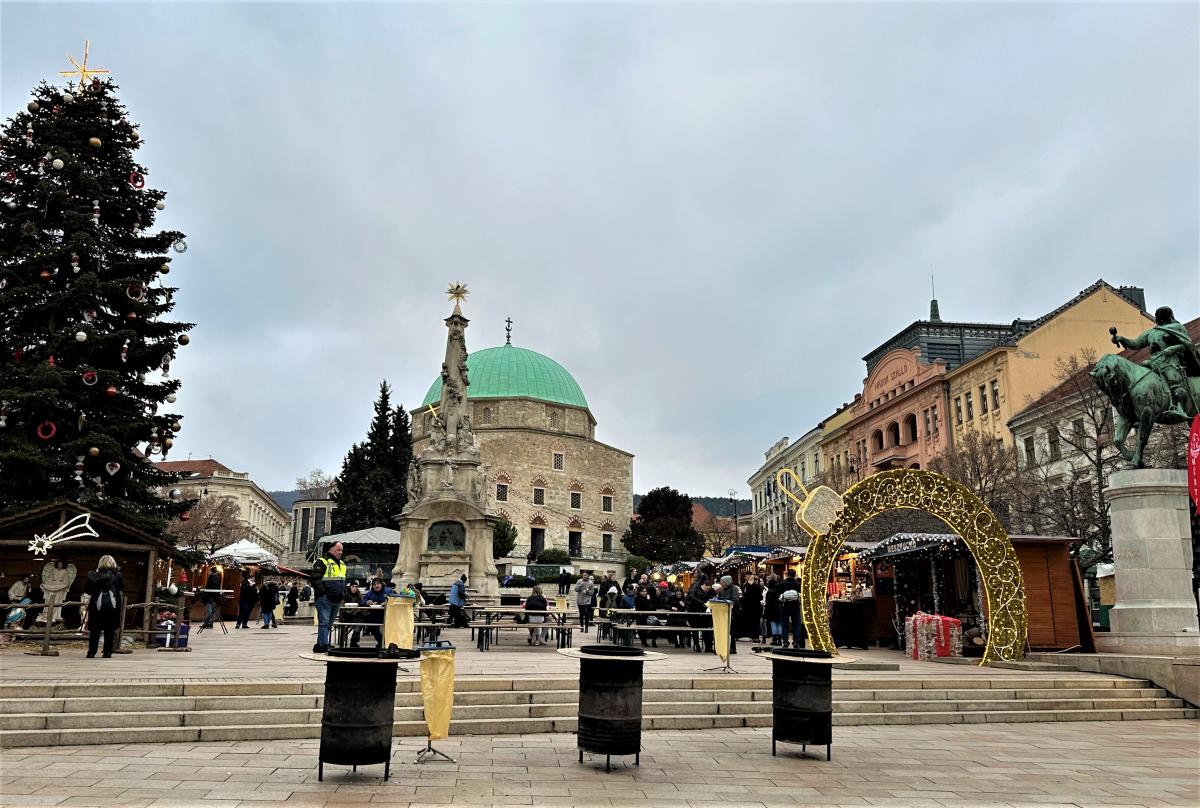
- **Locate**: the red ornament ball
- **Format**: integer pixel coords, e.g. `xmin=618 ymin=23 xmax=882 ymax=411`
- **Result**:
xmin=38 ymin=270 xmax=51 ymax=281
xmin=105 ymin=385 xmax=118 ymax=397
xmin=126 ymin=312 xmax=137 ymax=321
xmin=179 ymin=511 xmax=190 ymax=522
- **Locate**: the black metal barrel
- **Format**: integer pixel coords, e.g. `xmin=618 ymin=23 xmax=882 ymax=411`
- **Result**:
xmin=576 ymin=645 xmax=645 ymax=767
xmin=319 ymin=661 xmax=398 ymax=779
xmin=770 ymin=648 xmax=834 ymax=759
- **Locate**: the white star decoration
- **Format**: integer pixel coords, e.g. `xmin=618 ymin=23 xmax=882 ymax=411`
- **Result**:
xmin=29 ymin=513 xmax=98 ymax=556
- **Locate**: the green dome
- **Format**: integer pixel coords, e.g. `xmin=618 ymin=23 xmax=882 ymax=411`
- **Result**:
xmin=421 ymin=345 xmax=589 ymax=409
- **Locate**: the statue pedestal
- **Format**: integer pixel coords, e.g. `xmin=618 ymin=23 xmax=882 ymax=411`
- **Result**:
xmin=392 ymin=457 xmax=499 ymax=599
xmin=1096 ymin=469 xmax=1200 ymax=657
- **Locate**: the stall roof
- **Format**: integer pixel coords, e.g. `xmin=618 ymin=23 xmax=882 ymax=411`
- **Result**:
xmin=858 ymin=532 xmax=1079 ymax=561
xmin=209 ymin=539 xmax=278 ymax=567
xmin=317 ymin=526 xmax=403 ymax=546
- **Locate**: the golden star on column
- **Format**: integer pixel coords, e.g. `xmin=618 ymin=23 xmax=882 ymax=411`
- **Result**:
xmin=446 ymin=282 xmax=469 ymax=305
xmin=60 ymin=40 xmax=110 ymax=91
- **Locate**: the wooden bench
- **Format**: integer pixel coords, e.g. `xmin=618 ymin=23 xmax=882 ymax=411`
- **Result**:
xmin=608 ymin=623 xmax=713 ymax=649
xmin=468 ymin=621 xmax=579 ymax=651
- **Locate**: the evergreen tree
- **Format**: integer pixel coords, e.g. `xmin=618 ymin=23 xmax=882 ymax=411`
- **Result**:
xmin=332 ymin=382 xmax=413 ymax=531
xmin=622 ymin=486 xmax=704 ymax=562
xmin=0 ymin=71 xmax=192 ymax=533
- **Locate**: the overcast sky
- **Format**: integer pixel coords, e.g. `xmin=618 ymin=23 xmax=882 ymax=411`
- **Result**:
xmin=3 ymin=2 xmax=1197 ymax=497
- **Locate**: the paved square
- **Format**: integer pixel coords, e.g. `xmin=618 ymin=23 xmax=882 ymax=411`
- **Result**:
xmin=2 ymin=720 xmax=1197 ymax=808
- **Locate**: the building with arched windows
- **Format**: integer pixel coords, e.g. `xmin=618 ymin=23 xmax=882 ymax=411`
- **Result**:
xmin=410 ymin=343 xmax=633 ymax=574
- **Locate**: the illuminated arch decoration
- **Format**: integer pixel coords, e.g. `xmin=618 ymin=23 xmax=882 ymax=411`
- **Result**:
xmin=798 ymin=468 xmax=1027 ymax=664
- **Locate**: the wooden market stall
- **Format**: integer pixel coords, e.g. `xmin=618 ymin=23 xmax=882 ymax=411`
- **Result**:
xmin=0 ymin=501 xmax=178 ymax=642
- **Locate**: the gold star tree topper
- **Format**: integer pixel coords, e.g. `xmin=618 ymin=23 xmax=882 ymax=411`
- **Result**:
xmin=60 ymin=41 xmax=110 ymax=91
xmin=446 ymin=282 xmax=469 ymax=306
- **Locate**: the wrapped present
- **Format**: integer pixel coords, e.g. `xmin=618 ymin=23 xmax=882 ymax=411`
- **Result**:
xmin=904 ymin=612 xmax=962 ymax=660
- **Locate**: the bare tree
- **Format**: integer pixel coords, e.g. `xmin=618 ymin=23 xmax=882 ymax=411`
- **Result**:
xmin=295 ymin=468 xmax=334 ymax=499
xmin=167 ymin=496 xmax=247 ymax=556
xmin=928 ymin=430 xmax=1021 ymax=528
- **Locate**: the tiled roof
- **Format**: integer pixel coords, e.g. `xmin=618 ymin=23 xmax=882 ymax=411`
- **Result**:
xmin=998 ymin=280 xmax=1148 ymax=347
xmin=155 ymin=458 xmax=234 ymax=478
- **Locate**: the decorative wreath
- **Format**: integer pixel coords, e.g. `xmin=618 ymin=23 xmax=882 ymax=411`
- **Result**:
xmin=36 ymin=421 xmax=57 ymax=440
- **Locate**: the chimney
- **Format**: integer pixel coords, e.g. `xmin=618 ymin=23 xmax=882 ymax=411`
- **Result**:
xmin=1117 ymin=286 xmax=1147 ymax=312
xmin=929 ymin=297 xmax=941 ymax=322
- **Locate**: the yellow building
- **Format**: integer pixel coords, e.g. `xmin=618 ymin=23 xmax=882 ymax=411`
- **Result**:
xmin=946 ymin=281 xmax=1152 ymax=445
xmin=818 ymin=400 xmax=859 ymax=482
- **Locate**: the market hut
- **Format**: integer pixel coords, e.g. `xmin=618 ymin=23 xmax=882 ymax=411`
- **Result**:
xmin=855 ymin=532 xmax=1094 ymax=655
xmin=0 ymin=501 xmax=177 ymax=640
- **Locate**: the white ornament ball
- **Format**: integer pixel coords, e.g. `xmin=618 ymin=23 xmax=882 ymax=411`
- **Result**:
xmin=166 ymin=393 xmax=177 ymax=403
xmin=75 ymin=331 xmax=87 ymax=342
xmin=155 ymin=201 xmax=165 ymax=211
xmin=6 ymin=202 xmax=16 ymax=210
xmin=62 ymin=93 xmax=74 ymax=103
xmin=51 ymin=158 xmax=64 ymax=170
xmin=167 ymin=583 xmax=178 ymax=596
xmin=168 ymin=487 xmax=183 ymax=501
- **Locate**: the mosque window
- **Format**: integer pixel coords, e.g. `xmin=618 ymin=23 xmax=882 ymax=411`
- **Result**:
xmin=481 ymin=407 xmax=493 ymax=425
xmin=549 ymin=409 xmax=560 ymax=430
xmin=553 ymin=452 xmax=565 ymax=471
xmin=570 ymin=491 xmax=582 ymax=510
xmin=495 ymin=483 xmax=508 ymax=502
xmin=601 ymin=495 xmax=613 ymax=513
xmin=602 ymin=533 xmax=614 ymax=553
xmin=533 ymin=487 xmax=545 ymax=506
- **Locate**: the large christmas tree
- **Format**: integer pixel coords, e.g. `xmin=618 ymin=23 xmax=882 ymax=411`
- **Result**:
xmin=0 ymin=46 xmax=192 ymax=532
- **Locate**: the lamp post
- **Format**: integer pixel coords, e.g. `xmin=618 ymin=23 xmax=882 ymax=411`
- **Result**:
xmin=728 ymin=489 xmax=738 ymax=549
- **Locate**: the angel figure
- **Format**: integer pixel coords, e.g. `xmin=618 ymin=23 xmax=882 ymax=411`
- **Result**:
xmin=41 ymin=559 xmax=76 ymax=624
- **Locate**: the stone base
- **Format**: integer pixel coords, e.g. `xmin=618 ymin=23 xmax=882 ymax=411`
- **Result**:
xmin=1095 ymin=631 xmax=1200 ymax=658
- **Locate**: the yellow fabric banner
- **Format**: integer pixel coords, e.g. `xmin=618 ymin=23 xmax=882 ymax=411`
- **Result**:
xmin=384 ymin=598 xmax=414 ymax=651
xmin=555 ymin=595 xmax=568 ymax=613
xmin=420 ymin=649 xmax=455 ymax=741
xmin=708 ymin=599 xmax=732 ymax=663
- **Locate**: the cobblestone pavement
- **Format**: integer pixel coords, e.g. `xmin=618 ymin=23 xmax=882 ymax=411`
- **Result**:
xmin=1 ymin=720 xmax=1197 ymax=808
xmin=0 ymin=623 xmax=1124 ymax=682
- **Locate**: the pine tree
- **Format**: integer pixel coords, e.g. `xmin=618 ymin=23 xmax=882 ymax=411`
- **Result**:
xmin=621 ymin=486 xmax=704 ymax=563
xmin=0 ymin=71 xmax=192 ymax=533
xmin=331 ymin=382 xmax=413 ymax=532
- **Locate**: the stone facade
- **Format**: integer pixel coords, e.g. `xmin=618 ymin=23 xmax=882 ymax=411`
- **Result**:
xmin=156 ymin=459 xmax=290 ymax=557
xmin=747 ymin=427 xmax=823 ymax=541
xmin=282 ymin=496 xmax=334 ymax=569
xmin=413 ymin=397 xmax=632 ymax=571
xmin=847 ymin=347 xmax=950 ymax=473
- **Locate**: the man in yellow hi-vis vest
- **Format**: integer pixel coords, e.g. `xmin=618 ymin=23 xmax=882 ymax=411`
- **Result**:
xmin=310 ymin=541 xmax=347 ymax=652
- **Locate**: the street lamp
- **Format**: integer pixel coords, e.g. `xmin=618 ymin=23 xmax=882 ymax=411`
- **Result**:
xmin=728 ymin=488 xmax=738 ymax=546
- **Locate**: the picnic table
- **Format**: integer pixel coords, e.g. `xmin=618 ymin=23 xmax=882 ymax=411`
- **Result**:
xmin=468 ymin=606 xmax=577 ymax=651
xmin=597 ymin=609 xmax=715 ymax=647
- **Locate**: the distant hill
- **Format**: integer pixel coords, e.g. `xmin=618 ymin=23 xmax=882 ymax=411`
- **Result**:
xmin=269 ymin=490 xmax=303 ymax=512
xmin=633 ymin=494 xmax=751 ymax=518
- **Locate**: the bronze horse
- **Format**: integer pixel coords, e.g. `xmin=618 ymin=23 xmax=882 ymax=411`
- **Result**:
xmin=1090 ymin=353 xmax=1200 ymax=468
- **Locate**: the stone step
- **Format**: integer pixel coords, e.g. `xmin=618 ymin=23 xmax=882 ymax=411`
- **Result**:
xmin=4 ymin=705 xmax=1196 ymax=748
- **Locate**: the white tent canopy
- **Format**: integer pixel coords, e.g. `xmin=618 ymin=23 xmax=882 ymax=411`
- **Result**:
xmin=208 ymin=539 xmax=278 ymax=567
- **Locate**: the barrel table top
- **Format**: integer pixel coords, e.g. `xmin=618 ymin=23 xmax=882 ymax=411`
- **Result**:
xmin=757 ymin=651 xmax=854 ymax=665
xmin=556 ymin=648 xmax=668 ymax=662
xmin=298 ymin=652 xmax=424 ymax=665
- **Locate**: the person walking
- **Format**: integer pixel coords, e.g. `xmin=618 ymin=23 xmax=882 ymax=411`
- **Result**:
xmin=524 ymin=586 xmax=550 ymax=646
xmin=84 ymin=556 xmax=123 ymax=659
xmin=310 ymin=541 xmax=347 ymax=653
xmin=557 ymin=569 xmax=572 ymax=596
xmin=764 ymin=574 xmax=783 ymax=646
xmin=236 ymin=576 xmax=257 ymax=629
xmin=285 ymin=583 xmax=299 ymax=617
xmin=259 ymin=579 xmax=280 ymax=629
xmin=574 ymin=573 xmax=596 ymax=633
xmin=448 ymin=575 xmax=468 ymax=628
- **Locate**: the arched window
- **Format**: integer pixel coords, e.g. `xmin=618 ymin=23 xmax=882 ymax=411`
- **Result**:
xmin=904 ymin=413 xmax=918 ymax=444
xmin=480 ymin=407 xmax=493 ymax=425
xmin=548 ymin=408 xmax=560 ymax=430
xmin=886 ymin=422 xmax=900 ymax=447
xmin=871 ymin=429 xmax=884 ymax=452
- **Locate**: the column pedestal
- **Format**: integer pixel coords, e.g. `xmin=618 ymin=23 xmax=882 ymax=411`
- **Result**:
xmin=1096 ymin=469 xmax=1200 ymax=657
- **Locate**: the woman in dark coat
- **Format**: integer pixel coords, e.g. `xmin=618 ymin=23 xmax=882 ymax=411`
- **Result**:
xmin=738 ymin=576 xmax=764 ymax=642
xmin=259 ymin=579 xmax=279 ymax=628
xmin=663 ymin=585 xmax=688 ymax=648
xmin=285 ymin=584 xmax=300 ymax=617
xmin=84 ymin=555 xmax=123 ymax=658
xmin=764 ymin=575 xmax=783 ymax=645
xmin=685 ymin=582 xmax=714 ymax=653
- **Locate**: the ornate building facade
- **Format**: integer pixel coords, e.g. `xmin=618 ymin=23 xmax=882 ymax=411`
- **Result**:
xmin=410 ymin=342 xmax=633 ymax=573
xmin=156 ymin=458 xmax=290 ymax=557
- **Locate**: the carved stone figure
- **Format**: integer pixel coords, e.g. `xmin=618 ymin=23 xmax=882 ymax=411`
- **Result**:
xmin=473 ymin=464 xmax=489 ymax=506
xmin=440 ymin=458 xmax=457 ymax=489
xmin=406 ymin=463 xmax=424 ymax=505
xmin=457 ymin=414 xmax=476 ymax=451
xmin=1095 ymin=306 xmax=1200 ymax=467
xmin=41 ymin=560 xmax=76 ymax=624
xmin=428 ymin=414 xmax=447 ymax=454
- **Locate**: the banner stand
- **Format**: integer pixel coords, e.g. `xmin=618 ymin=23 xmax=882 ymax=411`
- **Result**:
xmin=416 ymin=643 xmax=456 ymax=764
xmin=703 ymin=599 xmax=738 ymax=674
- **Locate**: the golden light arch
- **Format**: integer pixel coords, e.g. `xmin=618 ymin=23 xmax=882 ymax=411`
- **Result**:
xmin=798 ymin=468 xmax=1028 ymax=664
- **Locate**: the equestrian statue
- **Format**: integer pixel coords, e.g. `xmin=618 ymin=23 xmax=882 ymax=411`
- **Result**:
xmin=1092 ymin=306 xmax=1199 ymax=468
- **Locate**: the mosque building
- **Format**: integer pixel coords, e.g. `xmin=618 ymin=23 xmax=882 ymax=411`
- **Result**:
xmin=410 ymin=326 xmax=634 ymax=575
